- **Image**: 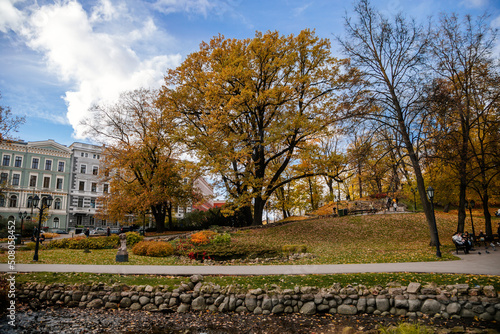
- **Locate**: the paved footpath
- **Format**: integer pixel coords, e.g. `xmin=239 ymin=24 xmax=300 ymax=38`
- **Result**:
xmin=1 ymin=248 xmax=499 ymax=276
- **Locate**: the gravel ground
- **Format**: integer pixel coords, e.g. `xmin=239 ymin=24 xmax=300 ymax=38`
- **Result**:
xmin=1 ymin=306 xmax=499 ymax=334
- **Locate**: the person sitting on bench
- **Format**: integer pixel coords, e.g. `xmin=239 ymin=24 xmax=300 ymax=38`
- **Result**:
xmin=452 ymin=232 xmax=470 ymax=254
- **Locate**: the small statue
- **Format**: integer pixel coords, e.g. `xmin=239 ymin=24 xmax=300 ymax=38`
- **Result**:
xmin=116 ymin=233 xmax=129 ymax=262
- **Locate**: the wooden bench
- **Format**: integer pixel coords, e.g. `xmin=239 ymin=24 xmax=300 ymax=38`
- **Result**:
xmin=452 ymin=240 xmax=468 ymax=254
xmin=348 ymin=209 xmax=378 ymax=215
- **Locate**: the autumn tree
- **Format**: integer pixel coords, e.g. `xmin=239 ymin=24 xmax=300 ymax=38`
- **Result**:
xmin=160 ymin=29 xmax=357 ymax=226
xmin=0 ymin=92 xmax=25 ymax=143
xmin=338 ymin=0 xmax=440 ymax=246
xmin=427 ymin=14 xmax=500 ymax=235
xmin=84 ymin=89 xmax=201 ymax=232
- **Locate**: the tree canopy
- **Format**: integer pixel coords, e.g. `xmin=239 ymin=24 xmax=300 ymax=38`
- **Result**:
xmin=159 ymin=29 xmax=358 ymax=225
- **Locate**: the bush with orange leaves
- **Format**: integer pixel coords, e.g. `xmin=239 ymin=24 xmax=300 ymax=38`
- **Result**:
xmin=132 ymin=240 xmax=174 ymax=257
xmin=190 ymin=230 xmax=217 ymax=245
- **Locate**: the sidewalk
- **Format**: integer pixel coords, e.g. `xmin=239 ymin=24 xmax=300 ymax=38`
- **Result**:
xmin=1 ymin=248 xmax=499 ymax=276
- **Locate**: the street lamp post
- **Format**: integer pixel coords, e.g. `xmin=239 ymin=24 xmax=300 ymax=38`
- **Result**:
xmin=465 ymin=200 xmax=476 ymax=237
xmin=18 ymin=211 xmax=27 ymax=244
xmin=410 ymin=188 xmax=417 ymax=212
xmin=32 ymin=195 xmax=53 ymax=262
xmin=426 ymin=186 xmax=441 ymax=258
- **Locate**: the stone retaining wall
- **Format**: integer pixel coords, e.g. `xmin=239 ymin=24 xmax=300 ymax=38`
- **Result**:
xmin=17 ymin=275 xmax=500 ymax=322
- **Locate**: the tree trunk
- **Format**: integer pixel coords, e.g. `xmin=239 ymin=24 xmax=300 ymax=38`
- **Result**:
xmin=482 ymin=190 xmax=492 ymax=237
xmin=167 ymin=203 xmax=173 ymax=231
xmin=457 ymin=171 xmax=467 ymax=234
xmin=151 ymin=205 xmax=166 ymax=232
xmin=253 ymin=196 xmax=265 ymax=226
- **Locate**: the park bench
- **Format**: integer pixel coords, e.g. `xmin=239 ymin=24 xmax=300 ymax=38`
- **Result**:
xmin=452 ymin=240 xmax=468 ymax=254
xmin=348 ymin=209 xmax=377 ymax=215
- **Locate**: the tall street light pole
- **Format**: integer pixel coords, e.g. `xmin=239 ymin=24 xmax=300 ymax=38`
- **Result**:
xmin=410 ymin=188 xmax=417 ymax=212
xmin=32 ymin=195 xmax=53 ymax=262
xmin=465 ymin=200 xmax=476 ymax=237
xmin=18 ymin=211 xmax=27 ymax=244
xmin=427 ymin=186 xmax=441 ymax=258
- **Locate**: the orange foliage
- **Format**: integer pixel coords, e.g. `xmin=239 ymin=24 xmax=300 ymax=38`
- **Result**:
xmin=190 ymin=230 xmax=217 ymax=245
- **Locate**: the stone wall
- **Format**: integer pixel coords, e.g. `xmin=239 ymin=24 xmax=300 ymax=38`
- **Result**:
xmin=17 ymin=275 xmax=500 ymax=322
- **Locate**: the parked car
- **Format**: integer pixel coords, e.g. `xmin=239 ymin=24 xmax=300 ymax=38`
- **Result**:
xmin=54 ymin=229 xmax=68 ymax=234
xmin=110 ymin=228 xmax=120 ymax=234
xmin=120 ymin=226 xmax=131 ymax=233
xmin=91 ymin=227 xmax=107 ymax=236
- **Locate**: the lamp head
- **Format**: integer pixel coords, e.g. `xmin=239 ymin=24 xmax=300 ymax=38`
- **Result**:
xmin=44 ymin=195 xmax=54 ymax=208
xmin=33 ymin=195 xmax=40 ymax=208
xmin=426 ymin=186 xmax=434 ymax=200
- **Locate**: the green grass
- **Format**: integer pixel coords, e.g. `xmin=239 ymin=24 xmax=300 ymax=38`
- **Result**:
xmin=0 ymin=212 xmax=487 ymax=265
xmin=7 ymin=272 xmax=500 ymax=290
xmin=230 ymin=212 xmax=466 ymax=264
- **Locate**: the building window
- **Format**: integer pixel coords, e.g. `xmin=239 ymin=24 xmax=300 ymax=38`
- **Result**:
xmin=93 ymin=154 xmax=96 ymax=159
xmin=9 ymin=195 xmax=17 ymax=208
xmin=92 ymin=166 xmax=98 ymax=175
xmin=2 ymin=155 xmax=10 ymax=166
xmin=43 ymin=176 xmax=50 ymax=188
xmin=53 ymin=217 xmax=60 ymax=228
xmin=90 ymin=198 xmax=96 ymax=208
xmin=56 ymin=178 xmax=63 ymax=190
xmin=91 ymin=183 xmax=97 ymax=192
xmin=81 ymin=153 xmax=84 ymax=157
xmin=77 ymin=197 xmax=83 ymax=207
xmin=103 ymin=184 xmax=109 ymax=193
xmin=14 ymin=157 xmax=22 ymax=167
xmin=89 ymin=217 xmax=95 ymax=226
xmin=85 ymin=153 xmax=88 ymax=157
xmin=12 ymin=174 xmax=20 ymax=186
xmin=0 ymin=195 xmax=5 ymax=207
xmin=54 ymin=198 xmax=61 ymax=210
xmin=29 ymin=175 xmax=37 ymax=187
xmin=80 ymin=165 xmax=86 ymax=174
xmin=58 ymin=161 xmax=65 ymax=172
xmin=79 ymin=181 xmax=85 ymax=191
xmin=45 ymin=160 xmax=52 ymax=171
xmin=27 ymin=196 xmax=33 ymax=208
xmin=32 ymin=158 xmax=39 ymax=169
xmin=0 ymin=173 xmax=8 ymax=183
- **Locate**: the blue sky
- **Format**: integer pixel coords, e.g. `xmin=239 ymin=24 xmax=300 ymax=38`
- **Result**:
xmin=1 ymin=0 xmax=499 ymax=147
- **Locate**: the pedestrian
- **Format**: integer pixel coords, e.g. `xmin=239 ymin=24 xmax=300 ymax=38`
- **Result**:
xmin=107 ymin=226 xmax=111 ymax=237
xmin=393 ymin=198 xmax=397 ymax=212
xmin=85 ymin=228 xmax=90 ymax=238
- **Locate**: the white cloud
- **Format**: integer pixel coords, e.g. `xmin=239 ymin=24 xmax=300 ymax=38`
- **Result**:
xmin=3 ymin=0 xmax=181 ymax=139
xmin=0 ymin=0 xmax=24 ymax=33
xmin=152 ymin=0 xmax=231 ymax=17
xmin=460 ymin=0 xmax=488 ymax=8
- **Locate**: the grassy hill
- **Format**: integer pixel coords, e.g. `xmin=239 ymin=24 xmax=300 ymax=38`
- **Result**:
xmin=232 ymin=211 xmax=490 ymax=264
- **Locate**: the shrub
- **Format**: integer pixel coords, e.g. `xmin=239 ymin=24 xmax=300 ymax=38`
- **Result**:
xmin=132 ymin=240 xmax=174 ymax=257
xmin=212 ymin=232 xmax=231 ymax=244
xmin=173 ymin=238 xmax=195 ymax=256
xmin=46 ymin=235 xmax=119 ymax=250
xmin=25 ymin=242 xmax=37 ymax=250
xmin=125 ymin=232 xmax=143 ymax=247
xmin=131 ymin=241 xmax=150 ymax=256
xmin=196 ymin=243 xmax=281 ymax=261
xmin=190 ymin=230 xmax=216 ymax=245
xmin=146 ymin=241 xmax=174 ymax=257
xmin=282 ymin=244 xmax=307 ymax=254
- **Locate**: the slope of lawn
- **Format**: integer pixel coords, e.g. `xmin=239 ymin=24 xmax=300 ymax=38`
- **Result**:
xmin=1 ymin=211 xmax=492 ymax=265
xmin=230 ymin=211 xmax=481 ymax=264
